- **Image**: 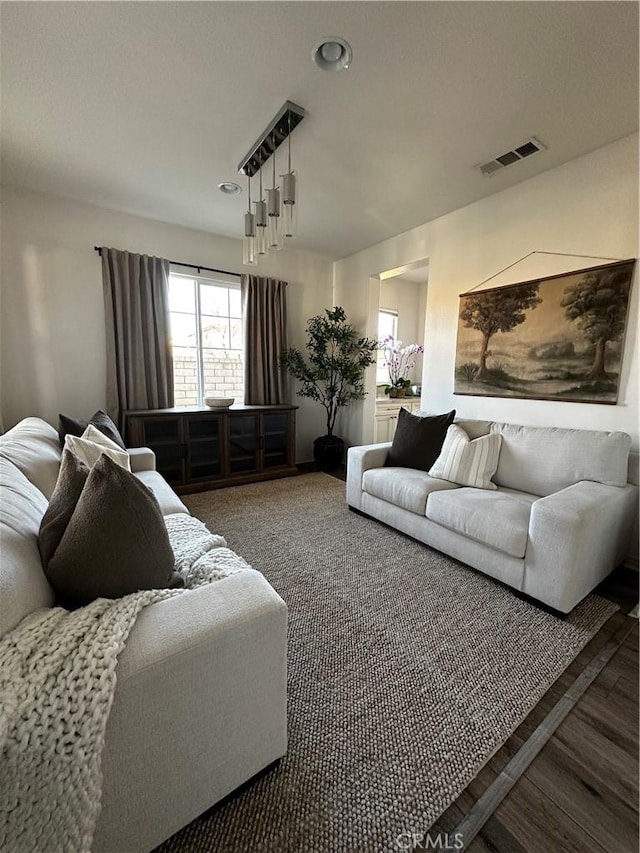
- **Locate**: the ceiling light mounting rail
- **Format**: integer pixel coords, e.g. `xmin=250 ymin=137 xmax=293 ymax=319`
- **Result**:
xmin=238 ymin=100 xmax=305 ymax=265
xmin=237 ymin=101 xmax=305 ymax=178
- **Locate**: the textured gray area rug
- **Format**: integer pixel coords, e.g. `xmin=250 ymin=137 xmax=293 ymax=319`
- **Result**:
xmin=154 ymin=473 xmax=615 ymax=853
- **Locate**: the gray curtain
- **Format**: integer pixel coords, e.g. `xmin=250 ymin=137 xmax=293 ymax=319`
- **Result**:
xmin=101 ymin=247 xmax=174 ymax=427
xmin=241 ymin=275 xmax=287 ymax=405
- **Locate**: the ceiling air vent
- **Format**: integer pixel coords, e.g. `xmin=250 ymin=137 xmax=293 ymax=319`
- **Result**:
xmin=478 ymin=137 xmax=546 ymax=176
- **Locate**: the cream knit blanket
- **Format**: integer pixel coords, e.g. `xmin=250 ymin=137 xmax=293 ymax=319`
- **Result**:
xmin=0 ymin=514 xmax=252 ymax=853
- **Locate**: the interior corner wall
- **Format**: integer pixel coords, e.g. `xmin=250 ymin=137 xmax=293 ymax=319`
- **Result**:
xmin=0 ymin=186 xmax=333 ymax=462
xmin=333 ymin=133 xmax=639 ymax=453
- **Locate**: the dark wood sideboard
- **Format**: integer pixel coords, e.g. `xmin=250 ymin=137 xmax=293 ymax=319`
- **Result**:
xmin=124 ymin=405 xmax=297 ymax=494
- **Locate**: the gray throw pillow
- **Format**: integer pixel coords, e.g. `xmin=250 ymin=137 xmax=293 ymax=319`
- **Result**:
xmin=39 ymin=447 xmax=90 ymax=570
xmin=45 ymin=453 xmax=181 ymax=606
xmin=58 ymin=410 xmax=126 ymax=450
xmin=386 ymin=408 xmax=456 ymax=471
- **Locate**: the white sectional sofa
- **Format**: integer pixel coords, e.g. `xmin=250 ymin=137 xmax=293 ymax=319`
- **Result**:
xmin=347 ymin=417 xmax=638 ymax=613
xmin=0 ymin=417 xmax=288 ymax=852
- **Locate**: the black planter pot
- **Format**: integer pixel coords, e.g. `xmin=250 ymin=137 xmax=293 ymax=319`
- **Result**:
xmin=313 ymin=435 xmax=345 ymax=472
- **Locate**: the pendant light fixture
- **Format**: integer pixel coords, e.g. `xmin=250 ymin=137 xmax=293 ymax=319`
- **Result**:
xmin=266 ymin=141 xmax=282 ymax=251
xmin=254 ymin=166 xmax=267 ymax=255
xmin=242 ymin=174 xmax=257 ymax=266
xmin=281 ymin=112 xmax=297 ymax=239
xmin=237 ymin=101 xmax=305 ymax=262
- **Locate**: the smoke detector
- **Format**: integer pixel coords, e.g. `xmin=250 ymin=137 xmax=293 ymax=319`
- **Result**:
xmin=478 ymin=137 xmax=546 ymax=176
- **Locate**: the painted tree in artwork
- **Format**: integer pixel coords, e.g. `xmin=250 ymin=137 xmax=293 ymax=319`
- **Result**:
xmin=561 ymin=267 xmax=631 ymax=380
xmin=459 ymin=284 xmax=541 ymax=379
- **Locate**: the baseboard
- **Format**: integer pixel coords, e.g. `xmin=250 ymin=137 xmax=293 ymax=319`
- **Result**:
xmin=296 ymin=461 xmax=346 ymax=480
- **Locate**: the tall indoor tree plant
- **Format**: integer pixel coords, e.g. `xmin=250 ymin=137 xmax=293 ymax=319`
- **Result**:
xmin=281 ymin=306 xmax=378 ymax=470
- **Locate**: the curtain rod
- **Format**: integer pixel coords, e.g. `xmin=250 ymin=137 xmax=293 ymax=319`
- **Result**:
xmin=93 ymin=247 xmax=240 ymax=278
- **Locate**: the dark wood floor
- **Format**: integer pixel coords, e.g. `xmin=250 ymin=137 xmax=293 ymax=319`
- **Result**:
xmin=432 ymin=565 xmax=639 ymax=853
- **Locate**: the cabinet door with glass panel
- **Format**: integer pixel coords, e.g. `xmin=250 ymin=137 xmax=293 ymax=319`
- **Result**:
xmin=228 ymin=413 xmax=259 ymax=475
xmin=129 ymin=416 xmax=185 ymax=486
xmin=261 ymin=411 xmax=291 ymax=469
xmin=185 ymin=414 xmax=224 ymax=483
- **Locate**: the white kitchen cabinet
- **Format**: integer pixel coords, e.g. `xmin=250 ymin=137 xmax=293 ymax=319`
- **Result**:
xmin=374 ymin=398 xmax=421 ymax=444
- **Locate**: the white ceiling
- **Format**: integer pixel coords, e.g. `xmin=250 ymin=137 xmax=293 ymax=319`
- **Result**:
xmin=1 ymin=2 xmax=638 ymax=260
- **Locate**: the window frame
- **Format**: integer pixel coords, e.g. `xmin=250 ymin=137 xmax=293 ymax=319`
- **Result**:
xmin=169 ymin=271 xmax=243 ymax=407
xmin=376 ymin=308 xmax=398 ymax=385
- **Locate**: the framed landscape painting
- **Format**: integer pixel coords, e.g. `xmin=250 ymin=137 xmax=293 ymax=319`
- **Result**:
xmin=454 ymin=259 xmax=635 ymax=404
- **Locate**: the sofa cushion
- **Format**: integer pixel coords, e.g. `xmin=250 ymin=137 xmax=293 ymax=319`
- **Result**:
xmin=426 ymin=487 xmax=533 ymax=558
xmin=363 ymin=467 xmax=459 ymax=515
xmin=134 ymin=470 xmax=190 ymax=516
xmin=58 ymin=410 xmax=126 ymax=450
xmin=386 ymin=408 xmax=455 ymax=471
xmin=64 ymin=425 xmax=131 ymax=471
xmin=490 ymin=422 xmax=631 ymax=496
xmin=429 ymin=425 xmax=502 ymax=490
xmin=46 ymin=454 xmax=181 ymax=606
xmin=453 ymin=418 xmax=492 ymax=440
xmin=0 ymin=417 xmax=62 ymax=499
xmin=0 ymin=458 xmax=55 ymax=635
xmin=494 ymin=486 xmax=539 ymax=505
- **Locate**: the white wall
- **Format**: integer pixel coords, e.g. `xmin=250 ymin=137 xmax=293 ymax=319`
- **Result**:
xmin=334 ymin=134 xmax=639 ymax=453
xmin=2 ymin=135 xmax=638 ymax=464
xmin=0 ymin=186 xmax=333 ymax=461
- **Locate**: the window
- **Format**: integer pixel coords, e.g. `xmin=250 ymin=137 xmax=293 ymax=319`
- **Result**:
xmin=376 ymin=309 xmax=398 ymax=384
xmin=169 ymin=273 xmax=244 ymax=407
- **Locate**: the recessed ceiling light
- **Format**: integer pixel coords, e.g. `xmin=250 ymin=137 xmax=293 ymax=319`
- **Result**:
xmin=313 ymin=37 xmax=352 ymax=72
xmin=217 ymin=182 xmax=241 ymax=195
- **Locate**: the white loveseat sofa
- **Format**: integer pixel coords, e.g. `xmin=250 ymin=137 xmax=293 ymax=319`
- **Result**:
xmin=0 ymin=417 xmax=288 ymax=852
xmin=347 ymin=417 xmax=638 ymax=613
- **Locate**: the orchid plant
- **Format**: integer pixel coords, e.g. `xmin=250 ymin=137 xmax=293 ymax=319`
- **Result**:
xmin=380 ymin=335 xmax=424 ymax=395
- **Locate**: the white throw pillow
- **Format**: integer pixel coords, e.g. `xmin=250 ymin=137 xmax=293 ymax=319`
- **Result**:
xmin=64 ymin=424 xmax=131 ymax=471
xmin=429 ymin=424 xmax=501 ymax=490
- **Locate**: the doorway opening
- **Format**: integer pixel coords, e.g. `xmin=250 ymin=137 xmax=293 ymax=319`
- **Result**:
xmin=373 ymin=261 xmax=429 ymax=444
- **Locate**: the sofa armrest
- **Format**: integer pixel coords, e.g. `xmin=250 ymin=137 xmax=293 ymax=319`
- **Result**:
xmin=346 ymin=443 xmax=391 ymax=510
xmin=523 ymin=480 xmax=638 ymax=612
xmin=113 ymin=570 xmax=286 ymax=680
xmin=127 ymin=446 xmax=156 ymax=473
xmin=94 ymin=571 xmax=287 ymax=853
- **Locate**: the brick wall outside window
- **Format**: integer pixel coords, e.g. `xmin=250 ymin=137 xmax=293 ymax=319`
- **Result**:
xmin=173 ymin=351 xmax=244 ymax=406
